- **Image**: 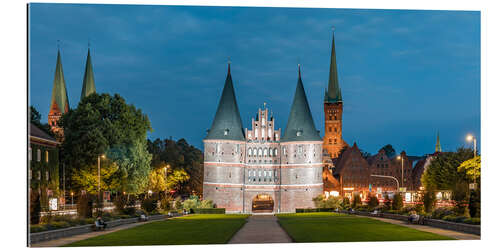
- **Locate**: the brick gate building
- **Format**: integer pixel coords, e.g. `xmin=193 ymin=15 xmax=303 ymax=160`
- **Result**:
xmin=202 ymin=64 xmax=323 ymax=213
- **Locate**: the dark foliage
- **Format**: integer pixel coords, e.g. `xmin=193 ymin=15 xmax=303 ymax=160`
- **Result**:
xmin=30 ymin=190 xmax=41 ymax=224
xmin=392 ymin=193 xmax=403 ymax=210
xmin=367 ymin=194 xmax=379 ymax=208
xmin=77 ymin=194 xmax=94 ymax=218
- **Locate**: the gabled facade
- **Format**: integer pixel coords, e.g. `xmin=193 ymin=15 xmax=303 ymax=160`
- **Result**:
xmin=333 ymin=143 xmax=371 ymax=199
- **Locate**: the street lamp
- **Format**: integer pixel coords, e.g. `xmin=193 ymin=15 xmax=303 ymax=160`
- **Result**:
xmin=164 ymin=164 xmax=170 ymax=195
xmin=97 ymin=154 xmax=106 ymax=213
xmin=466 ymin=134 xmax=477 ymax=158
xmin=396 ymin=155 xmax=404 ymax=190
xmin=71 ymin=192 xmax=74 ymax=205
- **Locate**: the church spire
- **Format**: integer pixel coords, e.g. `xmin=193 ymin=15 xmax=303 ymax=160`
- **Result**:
xmin=325 ymin=28 xmax=342 ymax=103
xmin=49 ymin=49 xmax=70 ymax=114
xmin=435 ymin=131 xmax=442 ymax=152
xmin=205 ymin=62 xmax=245 ymax=141
xmin=81 ymin=48 xmax=96 ymax=101
xmin=282 ymin=65 xmax=322 ymax=142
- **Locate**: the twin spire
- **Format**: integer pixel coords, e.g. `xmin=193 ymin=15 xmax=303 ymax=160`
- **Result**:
xmin=49 ymin=45 xmax=97 ymax=115
xmin=205 ymin=61 xmax=321 ymax=142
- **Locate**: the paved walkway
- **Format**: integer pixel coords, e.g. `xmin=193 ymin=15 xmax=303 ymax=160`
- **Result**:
xmin=356 ymin=215 xmax=480 ymax=240
xmin=31 ymin=219 xmax=163 ymax=247
xmin=229 ymin=215 xmax=292 ymax=244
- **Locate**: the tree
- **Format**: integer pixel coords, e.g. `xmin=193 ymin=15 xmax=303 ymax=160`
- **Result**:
xmin=452 ymin=181 xmax=470 ymax=216
xmin=383 ymin=194 xmax=392 ymax=210
xmin=352 ymin=194 xmax=362 ymax=208
xmin=421 ymin=147 xmax=473 ymax=190
xmin=30 ymin=106 xmax=54 ymax=137
xmin=423 ymin=190 xmax=436 ymax=213
xmin=381 ymin=144 xmax=396 ymax=158
xmin=367 ymin=194 xmax=379 ymax=209
xmin=458 ymin=156 xmax=481 ymax=182
xmin=60 ymin=93 xmax=152 ymax=194
xmin=167 ymin=169 xmax=190 ymax=193
xmin=148 ymin=168 xmax=168 ymax=193
xmin=392 ymin=193 xmax=403 ymax=210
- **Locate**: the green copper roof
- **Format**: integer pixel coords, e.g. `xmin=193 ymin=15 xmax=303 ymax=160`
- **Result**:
xmin=50 ymin=50 xmax=70 ymax=114
xmin=80 ymin=49 xmax=96 ymax=101
xmin=325 ymin=31 xmax=342 ymax=103
xmin=282 ymin=66 xmax=322 ymax=142
xmin=205 ymin=64 xmax=245 ymax=141
xmin=435 ymin=131 xmax=442 ymax=152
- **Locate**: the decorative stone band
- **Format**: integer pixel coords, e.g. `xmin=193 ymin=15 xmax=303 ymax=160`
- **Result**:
xmin=204 ymin=162 xmax=245 ymax=167
xmin=279 ymin=140 xmax=323 ymax=145
xmin=204 ymin=182 xmax=323 ymax=189
xmin=204 ymin=162 xmax=323 ymax=168
xmin=203 ymin=139 xmax=246 ymax=144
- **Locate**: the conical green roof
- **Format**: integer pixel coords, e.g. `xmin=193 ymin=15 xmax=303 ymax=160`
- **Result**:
xmin=205 ymin=64 xmax=245 ymax=141
xmin=282 ymin=66 xmax=322 ymax=142
xmin=325 ymin=30 xmax=342 ymax=103
xmin=50 ymin=50 xmax=70 ymax=114
xmin=81 ymin=49 xmax=96 ymax=101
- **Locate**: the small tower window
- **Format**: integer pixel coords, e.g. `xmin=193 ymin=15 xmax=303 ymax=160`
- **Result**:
xmin=224 ymin=129 xmax=229 ymax=136
xmin=328 ymin=127 xmax=332 ymax=132
xmin=37 ymin=149 xmax=41 ymax=162
xmin=296 ymin=130 xmax=303 ymax=136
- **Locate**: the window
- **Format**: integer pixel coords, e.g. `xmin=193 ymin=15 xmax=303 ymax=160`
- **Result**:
xmin=328 ymin=127 xmax=332 ymax=132
xmin=274 ymin=148 xmax=278 ymax=156
xmin=298 ymin=145 xmax=303 ymax=154
xmin=37 ymin=149 xmax=41 ymax=162
xmin=253 ymin=148 xmax=257 ymax=156
xmin=258 ymin=148 xmax=262 ymax=157
xmin=334 ymin=115 xmax=337 ymax=120
xmin=334 ymin=127 xmax=338 ymax=132
xmin=258 ymin=171 xmax=262 ymax=177
xmin=263 ymin=148 xmax=268 ymax=157
xmin=329 ymin=139 xmax=332 ymax=144
xmin=283 ymin=147 xmax=286 ymax=155
xmin=334 ymin=139 xmax=337 ymax=144
xmin=45 ymin=151 xmax=49 ymax=163
xmin=248 ymin=149 xmax=252 ymax=157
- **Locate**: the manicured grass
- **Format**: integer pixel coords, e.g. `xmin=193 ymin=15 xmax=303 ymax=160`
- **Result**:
xmin=277 ymin=212 xmax=455 ymax=242
xmin=65 ymin=214 xmax=249 ymax=246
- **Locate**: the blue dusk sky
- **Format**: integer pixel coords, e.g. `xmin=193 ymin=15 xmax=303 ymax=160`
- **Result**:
xmin=28 ymin=4 xmax=480 ymax=156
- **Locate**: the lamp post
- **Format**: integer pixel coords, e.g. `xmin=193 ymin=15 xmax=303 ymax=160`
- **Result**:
xmin=164 ymin=164 xmax=170 ymax=196
xmin=466 ymin=134 xmax=477 ymax=158
xmin=97 ymin=154 xmax=105 ymax=213
xmin=397 ymin=155 xmax=404 ymax=191
xmin=71 ymin=192 xmax=74 ymax=206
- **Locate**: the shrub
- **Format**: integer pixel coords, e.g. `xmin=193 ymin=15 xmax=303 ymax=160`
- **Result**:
xmin=463 ymin=217 xmax=481 ymax=225
xmin=367 ymin=195 xmax=379 ymax=209
xmin=392 ymin=193 xmax=403 ymax=211
xmin=174 ymin=198 xmax=183 ymax=210
xmin=383 ymin=194 xmax=392 ymax=211
xmin=452 ymin=181 xmax=470 ymax=216
xmin=159 ymin=196 xmax=173 ymax=211
xmin=191 ymin=208 xmax=225 ymax=214
xmin=113 ymin=195 xmax=127 ymax=214
xmin=431 ymin=207 xmax=455 ymax=219
xmin=296 ymin=208 xmax=335 ymax=213
xmin=342 ymin=197 xmax=351 ymax=209
xmin=469 ymin=189 xmax=481 ymax=218
xmin=30 ymin=224 xmax=46 ymax=233
xmin=141 ymin=198 xmax=158 ymax=214
xmin=199 ymin=199 xmax=214 ymax=208
xmin=182 ymin=198 xmax=199 ymax=210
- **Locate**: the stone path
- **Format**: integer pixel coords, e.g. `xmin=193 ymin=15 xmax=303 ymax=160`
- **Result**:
xmin=229 ymin=215 xmax=292 ymax=244
xmin=31 ymin=219 xmax=162 ymax=247
xmin=356 ymin=215 xmax=480 ymax=240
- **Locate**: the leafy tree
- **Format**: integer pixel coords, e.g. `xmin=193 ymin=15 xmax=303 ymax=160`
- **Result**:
xmin=452 ymin=181 xmax=470 ymax=216
xmin=60 ymin=93 xmax=152 ymax=194
xmin=381 ymin=144 xmax=396 ymax=158
xmin=423 ymin=190 xmax=436 ymax=213
xmin=421 ymin=147 xmax=473 ymax=190
xmin=30 ymin=190 xmax=41 ymax=225
xmin=352 ymin=194 xmax=362 ymax=208
xmin=392 ymin=193 xmax=403 ymax=210
xmin=167 ymin=169 xmax=190 ymax=193
xmin=458 ymin=156 xmax=481 ymax=182
xmin=30 ymin=106 xmax=54 ymax=137
xmin=148 ymin=168 xmax=168 ymax=193
xmin=367 ymin=194 xmax=379 ymax=209
xmin=383 ymin=194 xmax=392 ymax=210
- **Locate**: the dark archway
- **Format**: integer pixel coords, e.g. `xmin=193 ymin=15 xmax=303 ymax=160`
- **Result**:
xmin=252 ymin=194 xmax=274 ymax=213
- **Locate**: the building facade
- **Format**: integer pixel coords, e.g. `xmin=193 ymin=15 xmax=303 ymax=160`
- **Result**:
xmin=203 ymin=64 xmax=323 ymax=213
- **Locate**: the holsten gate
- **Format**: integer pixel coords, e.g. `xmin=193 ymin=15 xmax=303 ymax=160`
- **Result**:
xmin=202 ymin=62 xmax=324 ymax=213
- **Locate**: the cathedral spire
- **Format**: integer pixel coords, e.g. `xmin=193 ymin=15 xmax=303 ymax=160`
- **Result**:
xmin=49 ymin=49 xmax=70 ymax=114
xmin=435 ymin=131 xmax=442 ymax=152
xmin=205 ymin=62 xmax=245 ymax=141
xmin=282 ymin=65 xmax=322 ymax=142
xmin=325 ymin=28 xmax=342 ymax=103
xmin=81 ymin=48 xmax=96 ymax=101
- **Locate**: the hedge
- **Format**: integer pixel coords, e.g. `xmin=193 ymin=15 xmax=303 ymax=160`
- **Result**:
xmin=190 ymin=208 xmax=225 ymax=214
xmin=296 ymin=208 xmax=335 ymax=213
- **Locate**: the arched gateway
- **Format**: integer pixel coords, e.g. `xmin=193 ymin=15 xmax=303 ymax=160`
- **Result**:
xmin=252 ymin=194 xmax=274 ymax=213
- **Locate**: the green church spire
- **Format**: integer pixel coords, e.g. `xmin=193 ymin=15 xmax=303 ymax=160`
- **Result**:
xmin=80 ymin=48 xmax=96 ymax=101
xmin=325 ymin=29 xmax=342 ymax=103
xmin=435 ymin=131 xmax=442 ymax=152
xmin=50 ymin=49 xmax=70 ymax=114
xmin=205 ymin=63 xmax=245 ymax=141
xmin=282 ymin=65 xmax=322 ymax=142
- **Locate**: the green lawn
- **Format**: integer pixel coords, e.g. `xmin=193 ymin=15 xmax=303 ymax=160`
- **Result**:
xmin=277 ymin=212 xmax=455 ymax=242
xmin=65 ymin=214 xmax=249 ymax=246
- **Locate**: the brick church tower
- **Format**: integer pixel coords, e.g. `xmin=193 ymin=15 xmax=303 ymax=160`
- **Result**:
xmin=323 ymin=30 xmax=347 ymax=159
xmin=48 ymin=49 xmax=70 ymax=138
